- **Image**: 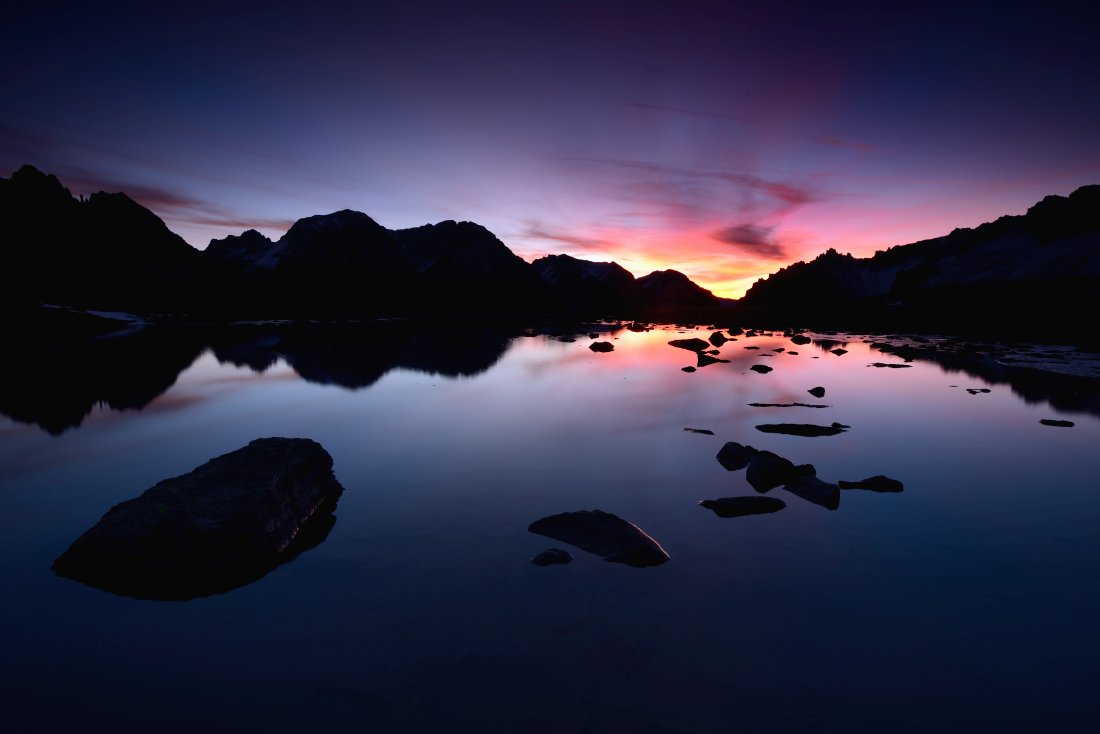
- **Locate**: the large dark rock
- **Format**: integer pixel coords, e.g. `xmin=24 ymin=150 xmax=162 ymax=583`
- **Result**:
xmin=708 ymin=331 xmax=729 ymax=347
xmin=808 ymin=386 xmax=826 ymax=398
xmin=528 ymin=510 xmax=669 ymax=567
xmin=750 ymin=364 xmax=773 ymax=374
xmin=755 ymin=423 xmax=848 ymax=437
xmin=699 ymin=496 xmax=787 ymax=518
xmin=838 ymin=475 xmax=904 ymax=492
xmin=52 ymin=438 xmax=344 ymax=600
xmin=589 ymin=341 xmax=614 ymax=352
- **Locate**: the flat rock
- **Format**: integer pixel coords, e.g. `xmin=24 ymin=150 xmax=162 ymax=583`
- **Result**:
xmin=750 ymin=364 xmax=773 ymax=374
xmin=1039 ymin=419 xmax=1075 ymax=427
xmin=869 ymin=362 xmax=911 ymax=368
xmin=744 ymin=346 xmax=760 ymax=350
xmin=681 ymin=366 xmax=696 ymax=373
xmin=557 ymin=336 xmax=577 ymax=342
xmin=716 ymin=441 xmax=759 ymax=471
xmin=808 ymin=386 xmax=826 ymax=398
xmin=589 ymin=341 xmax=615 ymax=352
xmin=528 ymin=510 xmax=669 ymax=567
xmin=684 ymin=427 xmax=715 ymax=435
xmin=52 ymin=437 xmax=344 ymax=600
xmin=839 ymin=475 xmax=904 ymax=492
xmin=755 ymin=423 xmax=848 ymax=437
xmin=783 ymin=476 xmax=841 ymax=510
xmin=699 ymin=496 xmax=787 ymax=518
xmin=966 ymin=388 xmax=991 ymax=394
xmin=668 ymin=338 xmax=710 ymax=352
xmin=531 ymin=548 xmax=572 ymax=566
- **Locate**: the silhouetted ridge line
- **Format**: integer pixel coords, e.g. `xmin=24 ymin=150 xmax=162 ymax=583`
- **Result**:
xmin=1 ymin=165 xmax=731 ymax=320
xmin=736 ymin=184 xmax=1100 ymax=340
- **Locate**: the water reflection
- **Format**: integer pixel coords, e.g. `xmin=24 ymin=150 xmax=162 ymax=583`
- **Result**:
xmin=1 ymin=323 xmax=524 ymax=432
xmin=4 ymin=323 xmax=1100 ymax=438
xmin=0 ymin=329 xmax=206 ymax=434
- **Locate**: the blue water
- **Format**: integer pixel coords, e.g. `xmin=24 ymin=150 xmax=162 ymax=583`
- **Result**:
xmin=1 ymin=326 xmax=1098 ymax=732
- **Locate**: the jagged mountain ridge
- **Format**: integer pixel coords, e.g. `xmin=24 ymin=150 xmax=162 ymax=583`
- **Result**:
xmin=737 ymin=184 xmax=1100 ymax=334
xmin=2 ymin=165 xmax=729 ymax=319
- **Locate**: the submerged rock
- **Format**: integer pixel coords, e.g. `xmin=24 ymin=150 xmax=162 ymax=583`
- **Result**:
xmin=783 ymin=475 xmax=841 ymax=510
xmin=839 ymin=475 xmax=904 ymax=493
xmin=750 ymin=364 xmax=773 ymax=374
xmin=531 ymin=548 xmax=572 ymax=566
xmin=1039 ymin=419 xmax=1075 ymax=427
xmin=52 ymin=438 xmax=344 ymax=600
xmin=755 ymin=423 xmax=848 ymax=437
xmin=684 ymin=427 xmax=715 ymax=435
xmin=589 ymin=341 xmax=615 ymax=352
xmin=697 ymin=353 xmax=730 ymax=367
xmin=808 ymin=386 xmax=826 ymax=398
xmin=747 ymin=402 xmax=829 ymax=408
xmin=745 ymin=451 xmax=815 ymax=492
xmin=528 ymin=510 xmax=669 ymax=567
xmin=966 ymin=388 xmax=991 ymax=394
xmin=699 ymin=496 xmax=787 ymax=518
xmin=716 ymin=441 xmax=759 ymax=471
xmin=668 ymin=338 xmax=710 ymax=352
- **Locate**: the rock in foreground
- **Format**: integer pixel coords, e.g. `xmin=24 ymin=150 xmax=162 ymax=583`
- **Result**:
xmin=53 ymin=438 xmax=344 ymax=600
xmin=528 ymin=510 xmax=669 ymax=567
xmin=699 ymin=496 xmax=787 ymax=518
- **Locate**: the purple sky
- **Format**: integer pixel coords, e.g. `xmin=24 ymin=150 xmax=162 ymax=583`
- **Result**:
xmin=4 ymin=0 xmax=1098 ymax=296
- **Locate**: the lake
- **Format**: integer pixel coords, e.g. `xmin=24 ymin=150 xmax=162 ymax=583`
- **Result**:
xmin=2 ymin=323 xmax=1098 ymax=733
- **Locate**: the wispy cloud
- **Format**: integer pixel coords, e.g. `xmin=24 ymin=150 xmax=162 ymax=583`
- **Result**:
xmin=711 ymin=223 xmax=786 ymax=259
xmin=518 ymin=222 xmax=610 ymax=250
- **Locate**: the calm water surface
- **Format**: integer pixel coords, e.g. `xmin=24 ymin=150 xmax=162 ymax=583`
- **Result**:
xmin=2 ymin=325 xmax=1098 ymax=732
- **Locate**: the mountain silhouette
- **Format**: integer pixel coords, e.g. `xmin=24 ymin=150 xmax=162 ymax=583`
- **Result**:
xmin=736 ymin=185 xmax=1100 ymax=338
xmin=2 ymin=165 xmax=729 ymax=319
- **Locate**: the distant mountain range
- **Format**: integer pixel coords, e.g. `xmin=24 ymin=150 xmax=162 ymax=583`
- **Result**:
xmin=0 ymin=165 xmax=729 ymax=320
xmin=3 ymin=165 xmax=1098 ymax=335
xmin=737 ymin=184 xmax=1100 ymax=336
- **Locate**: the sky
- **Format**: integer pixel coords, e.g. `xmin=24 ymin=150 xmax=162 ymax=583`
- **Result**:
xmin=3 ymin=0 xmax=1098 ymax=297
